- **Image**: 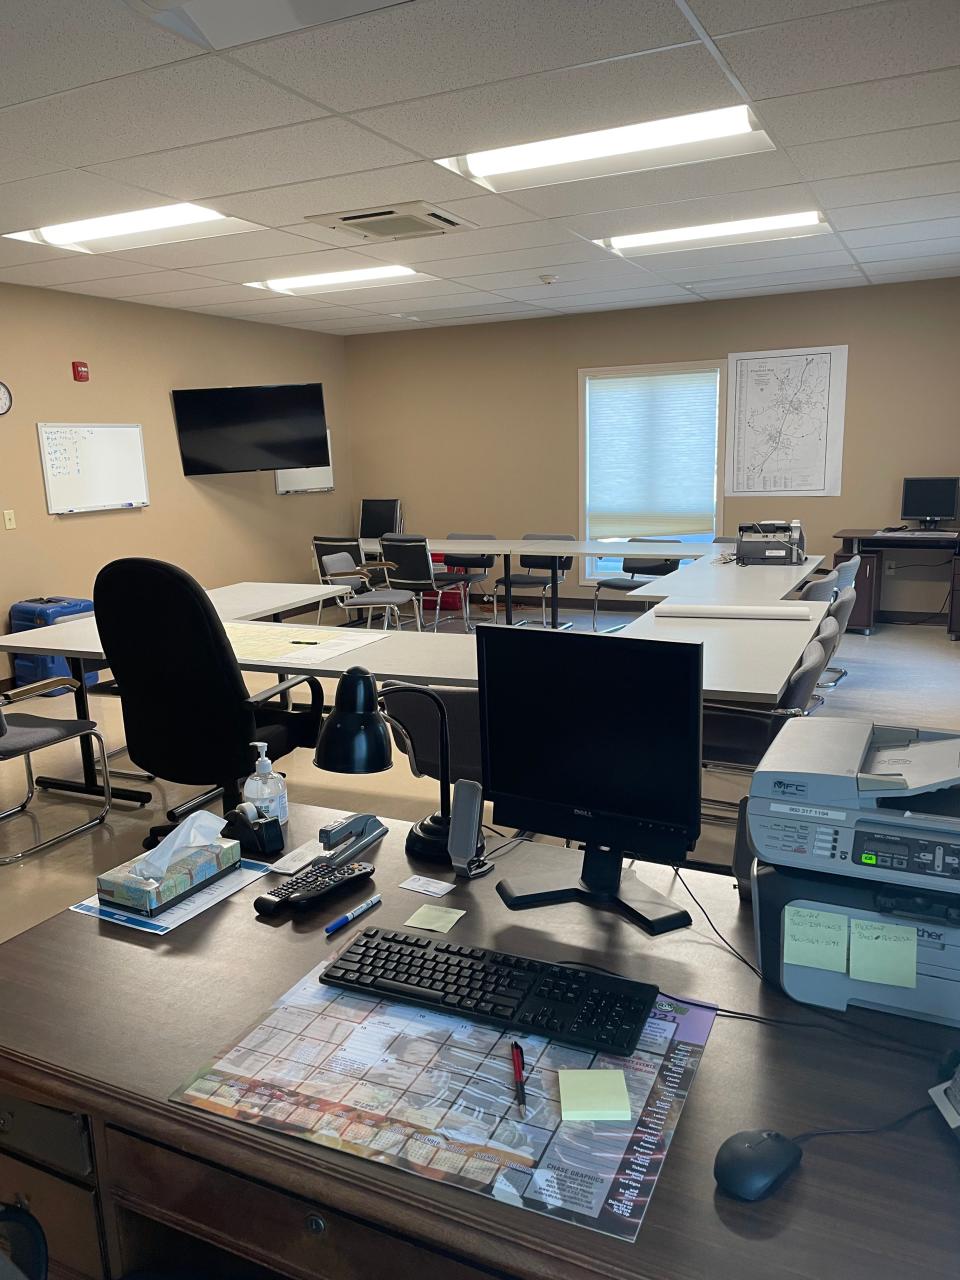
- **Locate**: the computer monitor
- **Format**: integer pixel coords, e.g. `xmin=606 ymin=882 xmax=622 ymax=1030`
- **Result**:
xmin=477 ymin=625 xmax=701 ymax=935
xmin=901 ymin=477 xmax=959 ymax=527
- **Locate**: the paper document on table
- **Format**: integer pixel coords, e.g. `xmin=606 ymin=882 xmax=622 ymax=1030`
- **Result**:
xmin=225 ymin=622 xmax=383 ymax=664
xmin=70 ymin=861 xmax=270 ymax=934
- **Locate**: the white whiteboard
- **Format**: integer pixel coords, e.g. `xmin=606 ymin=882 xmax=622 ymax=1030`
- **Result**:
xmin=38 ymin=423 xmax=150 ymax=515
xmin=275 ymin=430 xmax=334 ymax=494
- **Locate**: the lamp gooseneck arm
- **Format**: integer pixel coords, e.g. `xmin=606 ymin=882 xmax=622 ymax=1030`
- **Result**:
xmin=379 ymin=685 xmax=451 ymax=819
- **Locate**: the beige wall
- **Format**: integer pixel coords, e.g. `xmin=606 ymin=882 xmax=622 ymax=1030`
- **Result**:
xmin=0 ymin=283 xmax=352 ymax=676
xmin=346 ymin=278 xmax=960 ymax=611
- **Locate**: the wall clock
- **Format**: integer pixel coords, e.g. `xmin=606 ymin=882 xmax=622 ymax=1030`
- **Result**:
xmin=0 ymin=382 xmax=11 ymax=415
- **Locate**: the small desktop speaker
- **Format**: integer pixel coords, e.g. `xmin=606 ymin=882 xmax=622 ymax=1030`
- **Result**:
xmin=448 ymin=779 xmax=492 ymax=878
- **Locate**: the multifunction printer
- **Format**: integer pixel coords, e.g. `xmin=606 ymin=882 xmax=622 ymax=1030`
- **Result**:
xmin=736 ymin=520 xmax=806 ymax=566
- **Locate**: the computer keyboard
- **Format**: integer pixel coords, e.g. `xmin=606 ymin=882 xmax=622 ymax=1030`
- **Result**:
xmin=323 ymin=927 xmax=659 ymax=1056
xmin=872 ymin=529 xmax=959 ymax=538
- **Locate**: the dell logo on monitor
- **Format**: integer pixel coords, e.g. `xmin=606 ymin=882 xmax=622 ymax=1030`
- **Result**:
xmin=573 ymin=808 xmax=594 ymax=817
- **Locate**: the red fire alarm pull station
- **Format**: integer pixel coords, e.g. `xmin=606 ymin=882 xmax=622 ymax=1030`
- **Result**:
xmin=72 ymin=361 xmax=89 ymax=382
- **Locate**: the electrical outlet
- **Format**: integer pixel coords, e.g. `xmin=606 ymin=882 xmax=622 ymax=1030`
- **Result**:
xmin=885 ymin=558 xmax=896 ymax=575
xmin=2 ymin=509 xmax=14 ymax=530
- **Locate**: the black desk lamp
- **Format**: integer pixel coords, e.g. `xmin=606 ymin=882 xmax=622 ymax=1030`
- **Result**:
xmin=314 ymin=666 xmax=465 ymax=863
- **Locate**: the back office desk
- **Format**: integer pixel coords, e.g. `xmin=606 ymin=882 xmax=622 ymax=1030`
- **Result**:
xmin=0 ymin=805 xmax=955 ymax=1280
xmin=0 ymin=582 xmax=346 ymax=805
xmin=358 ymin=538 xmax=709 ymax=629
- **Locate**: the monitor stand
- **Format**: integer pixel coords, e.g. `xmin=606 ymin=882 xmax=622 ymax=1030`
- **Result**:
xmin=917 ymin=517 xmax=942 ymax=530
xmin=496 ymin=844 xmax=692 ymax=936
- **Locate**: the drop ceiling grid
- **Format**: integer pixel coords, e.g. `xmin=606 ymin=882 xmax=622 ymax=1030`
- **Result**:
xmin=0 ymin=0 xmax=954 ymax=330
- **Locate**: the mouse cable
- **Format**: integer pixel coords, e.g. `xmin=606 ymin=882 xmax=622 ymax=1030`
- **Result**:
xmin=711 ymin=1007 xmax=939 ymax=1064
xmin=789 ymin=1101 xmax=935 ymax=1145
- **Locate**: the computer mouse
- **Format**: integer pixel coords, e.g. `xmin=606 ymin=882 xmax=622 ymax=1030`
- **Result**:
xmin=713 ymin=1129 xmax=802 ymax=1201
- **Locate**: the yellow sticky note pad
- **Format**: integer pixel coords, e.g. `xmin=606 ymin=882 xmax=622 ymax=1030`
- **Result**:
xmin=849 ymin=919 xmax=917 ymax=988
xmin=783 ymin=906 xmax=848 ymax=973
xmin=558 ymin=1070 xmax=631 ymax=1123
xmin=404 ymin=905 xmax=465 ymax=934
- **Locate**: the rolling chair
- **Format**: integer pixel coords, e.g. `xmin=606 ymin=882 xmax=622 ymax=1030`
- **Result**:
xmin=799 ymin=569 xmax=839 ymax=603
xmin=0 ymin=676 xmax=111 ymax=866
xmin=493 ymin=533 xmax=574 ymax=627
xmin=701 ymin=639 xmax=828 ymax=826
xmin=0 ymin=1205 xmax=47 ymax=1280
xmin=94 ymin=559 xmax=323 ymax=848
xmin=442 ymin=533 xmax=497 ymax=631
xmin=381 ymin=535 xmax=469 ymax=631
xmin=592 ymin=538 xmax=680 ymax=631
xmin=835 ymin=554 xmax=861 ymax=592
xmin=382 ymin=682 xmax=482 ymax=785
xmin=818 ymin=587 xmax=857 ymax=687
xmin=319 ymin=551 xmax=416 ymax=630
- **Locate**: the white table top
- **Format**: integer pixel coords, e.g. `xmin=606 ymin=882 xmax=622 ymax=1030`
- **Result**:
xmin=628 ymin=552 xmax=822 ymax=603
xmin=0 ymin=582 xmax=345 ymax=660
xmin=361 ymin=537 xmax=706 ymax=560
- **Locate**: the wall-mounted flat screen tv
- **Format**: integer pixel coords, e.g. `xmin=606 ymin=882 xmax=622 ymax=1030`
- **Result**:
xmin=171 ymin=382 xmax=329 ymax=475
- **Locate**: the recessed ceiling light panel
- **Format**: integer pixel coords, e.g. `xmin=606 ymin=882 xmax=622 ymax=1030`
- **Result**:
xmin=245 ymin=264 xmax=428 ymax=295
xmin=4 ymin=203 xmax=263 ymax=253
xmin=597 ymin=210 xmax=828 ymax=257
xmin=436 ymin=106 xmax=774 ymax=192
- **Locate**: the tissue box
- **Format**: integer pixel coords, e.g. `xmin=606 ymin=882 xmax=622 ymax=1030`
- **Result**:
xmin=97 ymin=837 xmax=242 ymax=917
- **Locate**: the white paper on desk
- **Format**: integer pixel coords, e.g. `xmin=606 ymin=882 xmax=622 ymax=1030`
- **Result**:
xmin=69 ymin=861 xmax=270 ymax=935
xmin=399 ymin=874 xmax=455 ymax=897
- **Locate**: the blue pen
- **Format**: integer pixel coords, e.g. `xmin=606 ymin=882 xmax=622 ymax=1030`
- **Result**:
xmin=325 ymin=894 xmax=381 ymax=936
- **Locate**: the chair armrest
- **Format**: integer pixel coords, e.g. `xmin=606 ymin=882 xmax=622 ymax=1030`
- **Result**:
xmin=0 ymin=676 xmax=80 ymax=704
xmin=248 ymin=674 xmax=323 ymax=708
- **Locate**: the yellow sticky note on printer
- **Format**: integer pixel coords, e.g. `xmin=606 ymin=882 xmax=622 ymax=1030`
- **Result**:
xmin=559 ymin=1070 xmax=631 ymax=1123
xmin=783 ymin=906 xmax=848 ymax=973
xmin=849 ymin=919 xmax=917 ymax=988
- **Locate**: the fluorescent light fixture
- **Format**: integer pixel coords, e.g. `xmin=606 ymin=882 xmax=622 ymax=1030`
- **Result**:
xmin=4 ymin=203 xmax=263 ymax=253
xmin=246 ymin=264 xmax=420 ymax=295
xmin=599 ymin=211 xmax=828 ymax=257
xmin=436 ymin=106 xmax=774 ymax=192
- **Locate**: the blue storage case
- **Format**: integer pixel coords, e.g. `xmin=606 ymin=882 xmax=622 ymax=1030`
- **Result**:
xmin=9 ymin=597 xmax=97 ymax=694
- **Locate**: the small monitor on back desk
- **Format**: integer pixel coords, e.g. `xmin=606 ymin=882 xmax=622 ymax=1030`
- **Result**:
xmin=477 ymin=625 xmax=701 ymax=935
xmin=901 ymin=476 xmax=959 ymax=529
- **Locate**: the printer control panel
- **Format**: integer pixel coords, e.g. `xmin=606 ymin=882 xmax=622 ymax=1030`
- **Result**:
xmin=853 ymin=830 xmax=960 ymax=881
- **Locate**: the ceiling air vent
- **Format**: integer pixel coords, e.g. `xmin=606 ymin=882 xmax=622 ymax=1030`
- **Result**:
xmin=304 ymin=201 xmax=477 ymax=241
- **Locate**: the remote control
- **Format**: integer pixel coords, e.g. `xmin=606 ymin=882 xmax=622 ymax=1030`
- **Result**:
xmin=253 ymin=862 xmax=375 ymax=916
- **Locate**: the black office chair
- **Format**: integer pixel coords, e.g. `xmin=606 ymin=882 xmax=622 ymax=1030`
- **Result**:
xmin=382 ymin=682 xmax=482 ymax=785
xmin=493 ymin=533 xmax=574 ymax=627
xmin=443 ymin=533 xmax=497 ymax=631
xmin=381 ymin=534 xmax=469 ymax=630
xmin=358 ymin=498 xmax=402 ymax=540
xmin=592 ymin=537 xmax=680 ymax=631
xmin=0 ymin=1205 xmax=47 ymax=1280
xmin=94 ymin=559 xmax=324 ymax=847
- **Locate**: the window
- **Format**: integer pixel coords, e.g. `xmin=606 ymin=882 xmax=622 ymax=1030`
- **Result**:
xmin=580 ymin=362 xmax=722 ymax=579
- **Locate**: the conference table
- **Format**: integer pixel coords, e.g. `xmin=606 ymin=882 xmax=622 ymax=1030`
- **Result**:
xmin=360 ymin=537 xmax=707 ymax=629
xmin=0 ymin=581 xmax=346 ymax=805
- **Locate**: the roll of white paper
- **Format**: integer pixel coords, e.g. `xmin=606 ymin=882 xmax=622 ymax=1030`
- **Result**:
xmin=652 ymin=603 xmax=812 ymax=621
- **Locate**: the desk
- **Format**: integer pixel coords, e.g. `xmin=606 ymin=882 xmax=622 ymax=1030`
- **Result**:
xmin=360 ymin=538 xmax=707 ymax=628
xmin=0 ymin=804 xmax=955 ymax=1280
xmin=628 ymin=552 xmax=823 ymax=604
xmin=833 ymin=529 xmax=960 ymax=637
xmin=0 ymin=582 xmax=346 ymax=804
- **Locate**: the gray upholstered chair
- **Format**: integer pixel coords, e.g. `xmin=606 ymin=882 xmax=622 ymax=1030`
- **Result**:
xmin=320 ymin=551 xmax=415 ymax=630
xmin=799 ymin=569 xmax=839 ymax=602
xmin=592 ymin=537 xmax=679 ymax=631
xmin=701 ymin=639 xmax=828 ymax=825
xmin=0 ymin=676 xmax=111 ymax=866
xmin=818 ymin=587 xmax=857 ymax=687
xmin=493 ymin=533 xmax=575 ymax=627
xmin=835 ymin=554 xmax=861 ymax=591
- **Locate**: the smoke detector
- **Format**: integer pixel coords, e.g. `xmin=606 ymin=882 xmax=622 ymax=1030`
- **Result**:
xmin=538 ymin=274 xmax=559 ymax=285
xmin=304 ymin=201 xmax=477 ymax=242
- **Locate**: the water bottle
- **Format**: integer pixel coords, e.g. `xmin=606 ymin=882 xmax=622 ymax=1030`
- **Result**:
xmin=242 ymin=741 xmax=288 ymax=826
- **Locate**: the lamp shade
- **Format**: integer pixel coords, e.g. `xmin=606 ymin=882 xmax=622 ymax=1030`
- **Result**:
xmin=313 ymin=667 xmax=393 ymax=774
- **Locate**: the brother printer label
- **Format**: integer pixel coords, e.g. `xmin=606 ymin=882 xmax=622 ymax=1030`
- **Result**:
xmin=771 ymin=802 xmax=847 ymax=821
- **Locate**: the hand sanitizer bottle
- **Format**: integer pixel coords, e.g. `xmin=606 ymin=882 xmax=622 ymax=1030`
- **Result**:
xmin=242 ymin=741 xmax=289 ymax=827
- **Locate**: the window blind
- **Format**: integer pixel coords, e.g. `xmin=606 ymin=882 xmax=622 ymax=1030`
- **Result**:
xmin=584 ymin=367 xmax=720 ymax=539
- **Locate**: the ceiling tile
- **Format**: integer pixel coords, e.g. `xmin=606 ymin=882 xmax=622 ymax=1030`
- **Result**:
xmin=351 ymin=45 xmax=738 ymax=159
xmin=813 ymin=161 xmax=960 ymax=209
xmin=843 ymin=216 xmax=960 ymax=246
xmin=0 ymin=237 xmax=68 ymax=270
xmin=472 ymin=261 xmax=658 ymax=293
xmin=431 ymin=195 xmax=541 ymax=228
xmin=532 ymin=285 xmax=694 ymax=306
xmin=861 ymin=252 xmax=960 ymax=273
xmin=0 ymin=170 xmax=178 ymax=235
xmin=555 ymin=183 xmax=815 ymax=240
xmin=658 ymin=249 xmax=855 ymax=282
xmin=0 ymin=151 xmax=66 ymax=183
xmin=252 ymin=305 xmax=373 ymax=323
xmin=232 ymin=0 xmax=695 ymax=113
xmin=830 ymin=192 xmax=960 ymax=230
xmin=428 ymin=241 xmax=610 ymax=280
xmin=213 ymin=162 xmax=476 ymax=228
xmin=542 ymin=295 xmax=699 ymax=311
xmin=109 ymin=229 xmax=326 ymax=270
xmin=716 ymin=0 xmax=960 ymax=99
xmin=863 ymin=265 xmax=960 ymax=281
xmin=509 ymin=152 xmax=803 ymax=219
xmin=366 ymin=290 xmax=510 ymax=313
xmin=353 ymin=221 xmax=582 ymax=265
xmin=788 ymin=122 xmax=960 ymax=182
xmin=0 ymin=57 xmax=325 ymax=169
xmin=852 ymin=236 xmax=960 ymax=262
xmin=112 ymin=282 xmax=279 ymax=306
xmin=0 ymin=0 xmax=200 ymax=110
xmin=274 ymin=221 xmax=388 ymax=249
xmin=87 ymin=117 xmax=416 ymax=201
xmin=690 ymin=264 xmax=864 ymax=289
xmin=53 ymin=272 xmax=229 ymax=299
xmin=400 ymin=301 xmax=546 ymax=320
xmin=756 ymin=68 xmax=960 ymax=147
xmin=0 ymin=255 xmax=159 ymax=286
xmin=694 ymin=278 xmax=867 ymax=297
xmin=429 ymin=312 xmax=557 ymax=326
xmin=688 ymin=0 xmax=878 ymax=36
xmin=184 ymin=295 xmax=345 ymax=317
xmin=307 ymin=279 xmax=478 ymax=306
xmin=190 ymin=247 xmax=387 ymax=283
